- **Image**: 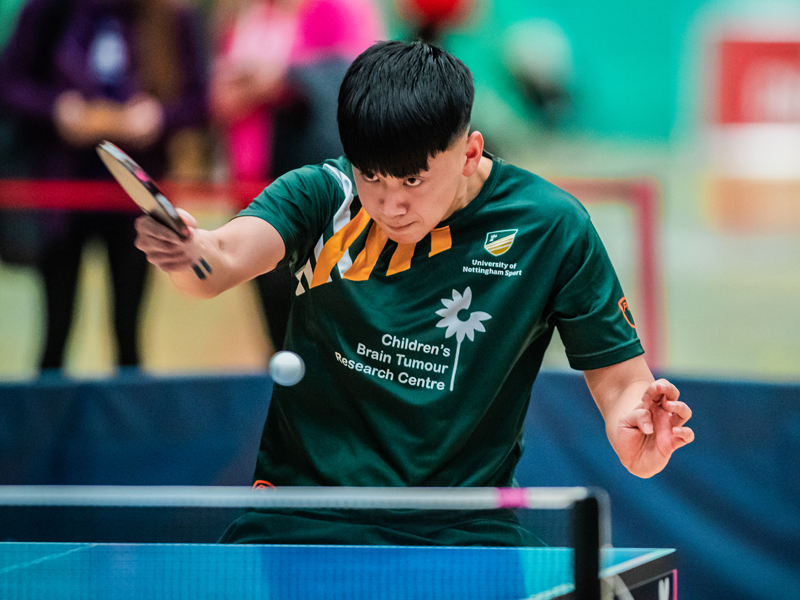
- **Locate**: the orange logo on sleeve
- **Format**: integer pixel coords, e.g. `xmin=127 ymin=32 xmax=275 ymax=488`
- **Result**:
xmin=618 ymin=297 xmax=636 ymax=328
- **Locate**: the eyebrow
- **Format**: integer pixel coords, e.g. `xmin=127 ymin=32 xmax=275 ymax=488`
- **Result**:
xmin=357 ymin=169 xmax=427 ymax=180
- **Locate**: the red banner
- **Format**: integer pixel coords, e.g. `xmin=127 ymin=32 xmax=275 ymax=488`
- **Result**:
xmin=717 ymin=38 xmax=800 ymax=124
xmin=0 ymin=180 xmax=269 ymax=211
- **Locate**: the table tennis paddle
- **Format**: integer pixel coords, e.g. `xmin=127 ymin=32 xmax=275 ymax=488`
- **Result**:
xmin=96 ymin=140 xmax=211 ymax=280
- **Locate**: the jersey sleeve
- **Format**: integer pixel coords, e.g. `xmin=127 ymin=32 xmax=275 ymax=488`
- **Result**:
xmin=236 ymin=162 xmax=345 ymax=273
xmin=549 ymin=211 xmax=644 ymax=371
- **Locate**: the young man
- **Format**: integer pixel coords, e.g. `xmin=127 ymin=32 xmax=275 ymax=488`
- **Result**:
xmin=135 ymin=40 xmax=694 ymax=545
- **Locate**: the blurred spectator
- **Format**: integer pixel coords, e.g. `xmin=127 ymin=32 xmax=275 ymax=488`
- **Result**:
xmin=503 ymin=19 xmax=574 ymax=130
xmin=0 ymin=0 xmax=42 ymax=265
xmin=0 ymin=0 xmax=30 ymax=173
xmin=209 ymin=0 xmax=384 ymax=350
xmin=395 ymin=0 xmax=476 ymax=44
xmin=0 ymin=0 xmax=209 ymax=373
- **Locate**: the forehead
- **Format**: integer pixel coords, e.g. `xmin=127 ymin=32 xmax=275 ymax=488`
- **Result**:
xmin=356 ymin=140 xmax=465 ymax=179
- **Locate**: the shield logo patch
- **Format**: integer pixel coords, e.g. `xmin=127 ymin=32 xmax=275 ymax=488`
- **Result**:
xmin=484 ymin=229 xmax=517 ymax=256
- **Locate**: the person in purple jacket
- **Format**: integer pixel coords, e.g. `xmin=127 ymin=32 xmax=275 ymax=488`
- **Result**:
xmin=0 ymin=0 xmax=209 ymax=373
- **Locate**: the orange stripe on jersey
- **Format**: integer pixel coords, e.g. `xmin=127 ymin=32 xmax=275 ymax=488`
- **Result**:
xmin=429 ymin=226 xmax=452 ymax=257
xmin=344 ymin=222 xmax=389 ymax=281
xmin=386 ymin=242 xmax=416 ymax=276
xmin=310 ymin=208 xmax=372 ymax=288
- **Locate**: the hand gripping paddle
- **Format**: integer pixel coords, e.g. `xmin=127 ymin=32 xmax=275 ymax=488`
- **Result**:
xmin=96 ymin=140 xmax=211 ymax=279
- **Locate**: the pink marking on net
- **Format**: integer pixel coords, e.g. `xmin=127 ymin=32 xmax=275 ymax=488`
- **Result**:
xmin=497 ymin=487 xmax=529 ymax=509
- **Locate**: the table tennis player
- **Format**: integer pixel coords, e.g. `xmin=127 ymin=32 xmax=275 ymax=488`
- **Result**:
xmin=134 ymin=40 xmax=694 ymax=546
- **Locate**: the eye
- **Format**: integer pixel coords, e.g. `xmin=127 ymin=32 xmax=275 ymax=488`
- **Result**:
xmin=405 ymin=176 xmax=422 ymax=187
xmin=361 ymin=172 xmax=379 ymax=183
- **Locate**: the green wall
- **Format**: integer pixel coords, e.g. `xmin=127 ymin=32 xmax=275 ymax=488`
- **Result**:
xmin=382 ymin=0 xmax=800 ymax=142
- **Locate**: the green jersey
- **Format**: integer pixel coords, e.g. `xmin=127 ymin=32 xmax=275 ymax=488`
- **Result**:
xmin=227 ymin=154 xmax=643 ymax=544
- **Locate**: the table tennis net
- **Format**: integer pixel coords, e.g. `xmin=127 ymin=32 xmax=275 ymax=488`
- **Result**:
xmin=0 ymin=486 xmax=610 ymax=600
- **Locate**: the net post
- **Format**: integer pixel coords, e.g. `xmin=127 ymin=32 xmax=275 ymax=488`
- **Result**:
xmin=571 ymin=487 xmax=611 ymax=600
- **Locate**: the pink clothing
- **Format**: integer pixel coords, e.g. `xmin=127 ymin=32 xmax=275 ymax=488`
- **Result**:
xmin=220 ymin=0 xmax=385 ymax=181
xmin=292 ymin=0 xmax=385 ymax=64
xmin=222 ymin=2 xmax=296 ymax=181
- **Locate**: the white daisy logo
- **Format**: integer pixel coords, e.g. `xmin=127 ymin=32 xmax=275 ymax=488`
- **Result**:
xmin=435 ymin=287 xmax=492 ymax=391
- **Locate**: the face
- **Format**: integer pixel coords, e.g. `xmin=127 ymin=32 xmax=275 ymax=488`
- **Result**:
xmin=353 ymin=132 xmax=482 ymax=244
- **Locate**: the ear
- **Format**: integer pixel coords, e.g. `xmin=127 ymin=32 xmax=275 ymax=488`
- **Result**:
xmin=462 ymin=131 xmax=484 ymax=176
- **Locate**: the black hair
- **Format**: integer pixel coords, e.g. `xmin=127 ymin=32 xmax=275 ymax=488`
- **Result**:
xmin=337 ymin=40 xmax=474 ymax=178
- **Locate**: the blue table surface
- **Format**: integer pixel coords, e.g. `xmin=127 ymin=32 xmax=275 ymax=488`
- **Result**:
xmin=0 ymin=543 xmax=674 ymax=600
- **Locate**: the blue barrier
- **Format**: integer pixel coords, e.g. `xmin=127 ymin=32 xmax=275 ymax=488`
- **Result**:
xmin=0 ymin=370 xmax=798 ymax=600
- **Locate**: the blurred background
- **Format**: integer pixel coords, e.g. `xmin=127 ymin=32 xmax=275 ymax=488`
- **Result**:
xmin=0 ymin=1 xmax=798 ymax=599
xmin=3 ymin=0 xmax=800 ymax=381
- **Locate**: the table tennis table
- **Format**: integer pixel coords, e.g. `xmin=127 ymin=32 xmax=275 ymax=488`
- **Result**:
xmin=0 ymin=543 xmax=675 ymax=600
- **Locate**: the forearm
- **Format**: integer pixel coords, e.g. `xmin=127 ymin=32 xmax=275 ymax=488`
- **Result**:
xmin=167 ymin=228 xmax=260 ymax=299
xmin=136 ymin=214 xmax=285 ymax=300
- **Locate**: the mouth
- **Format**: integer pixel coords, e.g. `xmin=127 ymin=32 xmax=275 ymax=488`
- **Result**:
xmin=383 ymin=221 xmax=414 ymax=233
xmin=381 ymin=220 xmax=428 ymax=244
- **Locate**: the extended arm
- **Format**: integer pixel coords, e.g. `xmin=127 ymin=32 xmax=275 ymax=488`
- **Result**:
xmin=134 ymin=209 xmax=285 ymax=299
xmin=583 ymin=355 xmax=694 ymax=478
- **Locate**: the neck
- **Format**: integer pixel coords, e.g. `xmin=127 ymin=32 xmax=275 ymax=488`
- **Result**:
xmin=459 ymin=154 xmax=493 ymax=208
xmin=442 ymin=155 xmax=493 ymax=220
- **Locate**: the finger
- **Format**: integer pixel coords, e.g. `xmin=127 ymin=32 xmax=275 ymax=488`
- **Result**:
xmin=136 ymin=246 xmax=189 ymax=268
xmin=135 ymin=214 xmax=184 ymax=243
xmin=642 ymin=378 xmax=680 ymax=404
xmin=144 ymin=248 xmax=195 ymax=264
xmin=175 ymin=207 xmax=198 ymax=229
xmin=144 ymin=254 xmax=196 ymax=272
xmin=664 ymin=400 xmax=692 ymax=424
xmin=671 ymin=426 xmax=695 ymax=449
xmin=625 ymin=407 xmax=654 ymax=435
xmin=134 ymin=233 xmax=187 ymax=256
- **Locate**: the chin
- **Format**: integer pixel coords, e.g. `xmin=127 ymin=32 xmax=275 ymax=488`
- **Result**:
xmin=385 ymin=227 xmax=426 ymax=245
xmin=377 ymin=221 xmax=420 ymax=244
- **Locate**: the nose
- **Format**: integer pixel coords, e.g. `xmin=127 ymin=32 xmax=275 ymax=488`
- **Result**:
xmin=380 ymin=189 xmax=408 ymax=219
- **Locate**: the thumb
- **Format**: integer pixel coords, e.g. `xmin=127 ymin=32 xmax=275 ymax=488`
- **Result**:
xmin=176 ymin=207 xmax=198 ymax=229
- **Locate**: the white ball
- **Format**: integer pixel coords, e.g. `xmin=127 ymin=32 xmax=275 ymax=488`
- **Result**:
xmin=269 ymin=351 xmax=305 ymax=386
